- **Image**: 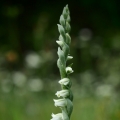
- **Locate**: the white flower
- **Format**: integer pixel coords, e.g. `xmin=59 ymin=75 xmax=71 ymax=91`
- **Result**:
xmin=13 ymin=72 xmax=27 ymax=87
xmin=58 ymin=78 xmax=70 ymax=85
xmin=66 ymin=67 xmax=73 ymax=74
xmin=54 ymin=99 xmax=67 ymax=107
xmin=55 ymin=90 xmax=69 ymax=98
xmin=67 ymin=56 xmax=73 ymax=60
xmin=51 ymin=113 xmax=63 ymax=120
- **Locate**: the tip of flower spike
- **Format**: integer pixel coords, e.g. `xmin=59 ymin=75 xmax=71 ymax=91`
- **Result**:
xmin=65 ymin=4 xmax=68 ymax=9
xmin=65 ymin=4 xmax=70 ymax=15
xmin=62 ymin=7 xmax=68 ymax=19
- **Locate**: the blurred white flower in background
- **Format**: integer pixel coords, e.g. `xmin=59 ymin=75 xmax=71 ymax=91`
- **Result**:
xmin=96 ymin=84 xmax=113 ymax=97
xmin=12 ymin=71 xmax=27 ymax=87
xmin=40 ymin=50 xmax=54 ymax=62
xmin=80 ymin=71 xmax=95 ymax=84
xmin=25 ymin=52 xmax=43 ymax=68
xmin=78 ymin=28 xmax=93 ymax=48
xmin=79 ymin=28 xmax=92 ymax=41
xmin=28 ymin=78 xmax=43 ymax=92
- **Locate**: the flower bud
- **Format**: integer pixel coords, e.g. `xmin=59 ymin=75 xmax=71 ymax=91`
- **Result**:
xmin=56 ymin=40 xmax=63 ymax=47
xmin=57 ymin=47 xmax=65 ymax=67
xmin=51 ymin=113 xmax=63 ymax=120
xmin=56 ymin=90 xmax=69 ymax=98
xmin=57 ymin=24 xmax=65 ymax=36
xmin=58 ymin=78 xmax=70 ymax=85
xmin=65 ymin=5 xmax=69 ymax=11
xmin=59 ymin=35 xmax=64 ymax=41
xmin=62 ymin=7 xmax=68 ymax=19
xmin=67 ymin=14 xmax=70 ymax=23
xmin=66 ymin=22 xmax=71 ymax=33
xmin=60 ymin=15 xmax=65 ymax=26
xmin=66 ymin=33 xmax=71 ymax=45
xmin=66 ymin=67 xmax=73 ymax=74
xmin=54 ymin=99 xmax=67 ymax=107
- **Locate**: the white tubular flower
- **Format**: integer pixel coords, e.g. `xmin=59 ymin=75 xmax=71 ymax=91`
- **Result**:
xmin=58 ymin=78 xmax=70 ymax=85
xmin=67 ymin=56 xmax=73 ymax=60
xmin=66 ymin=67 xmax=73 ymax=74
xmin=54 ymin=99 xmax=67 ymax=107
xmin=51 ymin=113 xmax=63 ymax=120
xmin=55 ymin=90 xmax=69 ymax=98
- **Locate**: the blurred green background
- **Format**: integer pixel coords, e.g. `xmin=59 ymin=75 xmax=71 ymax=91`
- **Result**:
xmin=0 ymin=0 xmax=120 ymax=120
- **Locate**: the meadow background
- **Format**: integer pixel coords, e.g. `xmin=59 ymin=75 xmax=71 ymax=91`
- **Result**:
xmin=0 ymin=0 xmax=120 ymax=120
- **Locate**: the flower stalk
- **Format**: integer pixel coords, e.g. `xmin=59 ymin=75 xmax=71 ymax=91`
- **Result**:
xmin=51 ymin=5 xmax=73 ymax=120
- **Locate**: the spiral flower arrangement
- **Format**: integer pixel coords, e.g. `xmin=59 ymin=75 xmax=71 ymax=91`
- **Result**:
xmin=51 ymin=5 xmax=73 ymax=120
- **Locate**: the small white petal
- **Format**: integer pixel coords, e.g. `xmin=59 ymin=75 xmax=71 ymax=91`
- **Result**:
xmin=58 ymin=78 xmax=70 ymax=85
xmin=56 ymin=41 xmax=63 ymax=47
xmin=55 ymin=90 xmax=69 ymax=98
xmin=53 ymin=99 xmax=67 ymax=107
xmin=67 ymin=56 xmax=73 ymax=60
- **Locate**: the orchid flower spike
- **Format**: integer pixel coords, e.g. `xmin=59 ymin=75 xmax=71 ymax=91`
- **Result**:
xmin=51 ymin=4 xmax=73 ymax=120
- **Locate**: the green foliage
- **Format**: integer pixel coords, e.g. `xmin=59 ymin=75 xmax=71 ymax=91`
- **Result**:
xmin=0 ymin=94 xmax=120 ymax=120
